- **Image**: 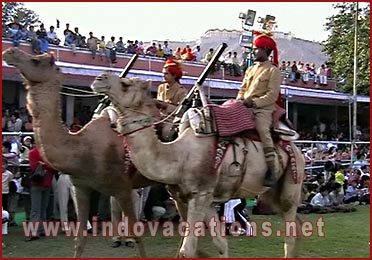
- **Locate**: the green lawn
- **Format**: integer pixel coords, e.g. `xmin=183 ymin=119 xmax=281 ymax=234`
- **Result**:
xmin=2 ymin=206 xmax=370 ymax=258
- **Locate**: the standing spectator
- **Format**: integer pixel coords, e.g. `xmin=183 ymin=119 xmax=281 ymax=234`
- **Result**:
xmin=87 ymin=32 xmax=100 ymax=59
xmin=105 ymin=36 xmax=117 ymax=63
xmin=98 ymin=36 xmax=106 ymax=60
xmin=27 ymin=147 xmax=58 ymax=240
xmin=73 ymin=27 xmax=85 ymax=47
xmin=2 ymin=159 xmax=14 ymax=221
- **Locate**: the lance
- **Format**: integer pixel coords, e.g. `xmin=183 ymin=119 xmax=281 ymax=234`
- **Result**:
xmin=173 ymin=42 xmax=228 ymax=119
xmin=93 ymin=54 xmax=138 ymax=115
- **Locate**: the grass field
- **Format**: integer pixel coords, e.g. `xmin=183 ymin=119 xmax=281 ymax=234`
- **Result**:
xmin=2 ymin=206 xmax=370 ymax=258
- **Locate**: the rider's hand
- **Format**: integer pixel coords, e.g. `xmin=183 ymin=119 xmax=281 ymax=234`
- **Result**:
xmin=243 ymin=98 xmax=255 ymax=108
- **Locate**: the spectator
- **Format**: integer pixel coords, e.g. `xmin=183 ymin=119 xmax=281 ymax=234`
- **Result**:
xmin=64 ymin=30 xmax=76 ymax=54
xmin=98 ymin=36 xmax=106 ymax=60
xmin=6 ymin=112 xmax=22 ymax=132
xmin=105 ymin=36 xmax=117 ymax=63
xmin=115 ymin=37 xmax=125 ymax=53
xmin=163 ymin=41 xmax=172 ymax=58
xmin=19 ymin=136 xmax=33 ymax=164
xmin=135 ymin=41 xmax=144 ymax=55
xmin=47 ymin=25 xmax=60 ymax=45
xmin=36 ymin=24 xmax=49 ymax=53
xmin=27 ymin=147 xmax=58 ymax=241
xmin=2 ymin=159 xmax=14 ymax=221
xmin=218 ymin=198 xmax=251 ymax=236
xmin=87 ymin=32 xmax=100 ymax=59
xmin=146 ymin=42 xmax=157 ymax=56
xmin=143 ymin=184 xmax=178 ymax=222
xmin=317 ymin=64 xmax=327 ymax=85
xmin=156 ymin=43 xmax=164 ymax=58
xmin=192 ymin=45 xmax=202 ymax=62
xmin=344 ymin=179 xmax=359 ymax=204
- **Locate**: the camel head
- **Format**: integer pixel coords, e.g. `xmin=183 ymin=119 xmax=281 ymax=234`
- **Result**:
xmin=2 ymin=47 xmax=59 ymax=83
xmin=91 ymin=73 xmax=151 ymax=112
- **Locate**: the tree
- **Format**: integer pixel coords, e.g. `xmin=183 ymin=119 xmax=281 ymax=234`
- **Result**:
xmin=322 ymin=2 xmax=370 ymax=95
xmin=2 ymin=2 xmax=40 ymax=28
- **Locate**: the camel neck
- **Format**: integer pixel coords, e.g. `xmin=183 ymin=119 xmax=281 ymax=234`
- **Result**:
xmin=26 ymin=80 xmax=81 ymax=172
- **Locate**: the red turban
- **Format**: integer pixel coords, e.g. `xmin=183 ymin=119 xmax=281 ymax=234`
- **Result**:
xmin=253 ymin=31 xmax=278 ymax=66
xmin=163 ymin=59 xmax=183 ymax=80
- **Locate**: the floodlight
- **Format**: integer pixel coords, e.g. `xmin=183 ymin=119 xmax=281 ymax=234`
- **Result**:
xmin=244 ymin=10 xmax=256 ymax=26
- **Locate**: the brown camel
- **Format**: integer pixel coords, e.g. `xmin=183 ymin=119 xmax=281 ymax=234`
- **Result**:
xmin=2 ymin=47 xmax=155 ymax=258
xmin=91 ymin=73 xmax=306 ymax=258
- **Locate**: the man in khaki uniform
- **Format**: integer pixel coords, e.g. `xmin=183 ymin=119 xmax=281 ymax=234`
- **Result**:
xmin=237 ymin=31 xmax=281 ymax=187
xmin=156 ymin=59 xmax=187 ymax=115
xmin=156 ymin=59 xmax=187 ymax=141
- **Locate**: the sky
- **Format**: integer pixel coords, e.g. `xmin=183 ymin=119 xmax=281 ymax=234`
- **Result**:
xmin=23 ymin=2 xmax=340 ymax=43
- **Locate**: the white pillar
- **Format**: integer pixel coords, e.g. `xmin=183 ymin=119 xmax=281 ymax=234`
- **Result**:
xmin=65 ymin=96 xmax=75 ymax=126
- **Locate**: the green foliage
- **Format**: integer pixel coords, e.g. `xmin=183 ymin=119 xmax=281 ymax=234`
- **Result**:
xmin=323 ymin=2 xmax=370 ymax=95
xmin=2 ymin=2 xmax=40 ymax=28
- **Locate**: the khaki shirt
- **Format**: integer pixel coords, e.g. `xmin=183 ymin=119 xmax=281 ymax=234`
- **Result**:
xmin=237 ymin=60 xmax=281 ymax=109
xmin=157 ymin=82 xmax=187 ymax=114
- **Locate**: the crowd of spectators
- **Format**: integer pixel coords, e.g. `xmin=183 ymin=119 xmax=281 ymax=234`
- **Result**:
xmin=279 ymin=60 xmax=333 ymax=86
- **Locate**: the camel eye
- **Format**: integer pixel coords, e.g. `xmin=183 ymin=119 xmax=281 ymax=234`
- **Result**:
xmin=121 ymin=82 xmax=129 ymax=92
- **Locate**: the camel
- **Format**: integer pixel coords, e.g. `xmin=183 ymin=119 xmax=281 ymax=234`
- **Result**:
xmin=91 ymin=73 xmax=306 ymax=258
xmin=2 ymin=47 xmax=155 ymax=258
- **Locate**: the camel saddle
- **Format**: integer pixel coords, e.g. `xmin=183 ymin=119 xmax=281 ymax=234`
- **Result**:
xmin=186 ymin=99 xmax=299 ymax=141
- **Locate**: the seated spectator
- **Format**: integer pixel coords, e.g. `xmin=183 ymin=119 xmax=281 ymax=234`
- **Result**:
xmin=317 ymin=64 xmax=327 ymax=85
xmin=279 ymin=61 xmax=286 ymax=71
xmin=344 ymin=180 xmax=359 ymax=204
xmin=145 ymin=42 xmax=157 ymax=56
xmin=143 ymin=184 xmax=178 ymax=222
xmin=36 ymin=24 xmax=49 ymax=53
xmin=173 ymin=47 xmax=182 ymax=59
xmin=310 ymin=185 xmax=332 ymax=207
xmin=163 ymin=41 xmax=172 ymax=58
xmin=87 ymin=32 xmax=100 ymax=59
xmin=181 ymin=48 xmax=195 ymax=61
xmin=358 ymin=175 xmax=370 ymax=204
xmin=156 ymin=44 xmax=164 ymax=58
xmin=7 ymin=21 xmax=23 ymax=47
xmin=192 ymin=45 xmax=202 ymax=62
xmin=64 ymin=31 xmax=76 ymax=54
xmin=135 ymin=41 xmax=144 ymax=55
xmin=47 ymin=26 xmax=60 ymax=45
xmin=231 ymin=52 xmax=241 ymax=76
xmin=115 ymin=37 xmax=126 ymax=53
xmin=126 ymin=40 xmax=136 ymax=54
xmin=329 ymin=182 xmax=344 ymax=206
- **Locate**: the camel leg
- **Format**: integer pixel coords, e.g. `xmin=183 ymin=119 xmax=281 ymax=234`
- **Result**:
xmin=73 ymin=186 xmax=91 ymax=258
xmin=167 ymin=185 xmax=188 ymax=258
xmin=205 ymin=205 xmax=228 ymax=257
xmin=115 ymin=191 xmax=147 ymax=258
xmin=179 ymin=193 xmax=211 ymax=258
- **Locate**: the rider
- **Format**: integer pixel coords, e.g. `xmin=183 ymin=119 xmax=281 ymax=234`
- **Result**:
xmin=156 ymin=59 xmax=187 ymax=115
xmin=236 ymin=31 xmax=281 ymax=187
xmin=156 ymin=59 xmax=187 ymax=141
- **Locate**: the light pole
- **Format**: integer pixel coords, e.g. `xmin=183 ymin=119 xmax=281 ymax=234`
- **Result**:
xmin=351 ymin=2 xmax=359 ymax=163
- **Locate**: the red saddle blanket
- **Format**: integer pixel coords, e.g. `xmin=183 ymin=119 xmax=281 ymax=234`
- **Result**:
xmin=207 ymin=100 xmax=286 ymax=137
